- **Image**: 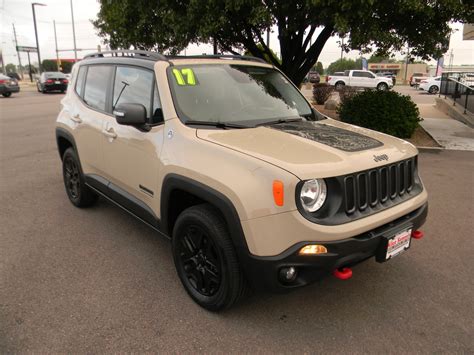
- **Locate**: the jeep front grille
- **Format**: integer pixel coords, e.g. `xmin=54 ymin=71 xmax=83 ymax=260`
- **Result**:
xmin=343 ymin=156 xmax=417 ymax=215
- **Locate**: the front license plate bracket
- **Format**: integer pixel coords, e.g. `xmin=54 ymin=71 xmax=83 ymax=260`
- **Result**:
xmin=376 ymin=227 xmax=412 ymax=263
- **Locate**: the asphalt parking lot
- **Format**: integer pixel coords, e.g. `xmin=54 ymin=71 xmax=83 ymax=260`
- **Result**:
xmin=1 ymin=90 xmax=473 ymax=353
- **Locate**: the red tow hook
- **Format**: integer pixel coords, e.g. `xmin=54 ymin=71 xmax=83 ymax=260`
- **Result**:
xmin=412 ymin=230 xmax=424 ymax=239
xmin=333 ymin=267 xmax=353 ymax=280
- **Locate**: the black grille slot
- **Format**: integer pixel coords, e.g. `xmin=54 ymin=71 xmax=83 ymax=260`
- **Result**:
xmin=343 ymin=157 xmax=417 ymax=215
xmin=357 ymin=173 xmax=368 ymax=210
xmin=380 ymin=167 xmax=388 ymax=202
xmin=398 ymin=161 xmax=406 ymax=195
xmin=369 ymin=170 xmax=378 ymax=206
xmin=406 ymin=159 xmax=413 ymax=191
xmin=344 ymin=176 xmax=356 ymax=214
xmin=390 ymin=165 xmax=397 ymax=198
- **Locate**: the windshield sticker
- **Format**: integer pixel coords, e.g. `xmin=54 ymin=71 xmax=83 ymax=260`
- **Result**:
xmin=172 ymin=68 xmax=196 ymax=86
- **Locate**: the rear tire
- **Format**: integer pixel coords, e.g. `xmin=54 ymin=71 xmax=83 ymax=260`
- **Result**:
xmin=62 ymin=148 xmax=98 ymax=208
xmin=335 ymin=81 xmax=345 ymax=90
xmin=172 ymin=204 xmax=247 ymax=311
xmin=428 ymin=85 xmax=439 ymax=94
xmin=2 ymin=92 xmax=12 ymax=97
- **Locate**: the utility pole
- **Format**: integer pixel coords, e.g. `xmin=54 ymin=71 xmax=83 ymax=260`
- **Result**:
xmin=12 ymin=23 xmax=24 ymax=79
xmin=53 ymin=20 xmax=60 ymax=71
xmin=70 ymin=0 xmax=78 ymax=61
xmin=404 ymin=43 xmax=410 ymax=84
xmin=32 ymin=2 xmax=46 ymax=73
xmin=266 ymin=29 xmax=270 ymax=47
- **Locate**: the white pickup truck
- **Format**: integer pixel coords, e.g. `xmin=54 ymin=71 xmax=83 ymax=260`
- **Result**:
xmin=327 ymin=70 xmax=393 ymax=91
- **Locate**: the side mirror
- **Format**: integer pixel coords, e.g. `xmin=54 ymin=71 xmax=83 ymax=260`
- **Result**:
xmin=113 ymin=103 xmax=147 ymax=126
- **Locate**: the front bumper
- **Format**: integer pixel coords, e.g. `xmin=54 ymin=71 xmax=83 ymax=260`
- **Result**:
xmin=239 ymin=202 xmax=428 ymax=292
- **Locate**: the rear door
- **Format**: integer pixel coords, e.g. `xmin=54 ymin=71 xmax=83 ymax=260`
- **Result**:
xmin=71 ymin=64 xmax=114 ymax=176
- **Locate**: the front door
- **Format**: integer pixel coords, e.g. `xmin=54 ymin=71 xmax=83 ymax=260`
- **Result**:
xmin=100 ymin=65 xmax=164 ymax=221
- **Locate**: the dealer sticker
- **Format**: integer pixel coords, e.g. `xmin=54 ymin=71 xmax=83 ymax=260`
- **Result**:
xmin=386 ymin=228 xmax=412 ymax=260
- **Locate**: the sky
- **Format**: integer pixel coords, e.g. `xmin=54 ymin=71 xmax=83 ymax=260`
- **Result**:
xmin=1 ymin=0 xmax=473 ymax=69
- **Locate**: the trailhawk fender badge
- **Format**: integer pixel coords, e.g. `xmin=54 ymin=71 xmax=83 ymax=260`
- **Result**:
xmin=373 ymin=154 xmax=389 ymax=162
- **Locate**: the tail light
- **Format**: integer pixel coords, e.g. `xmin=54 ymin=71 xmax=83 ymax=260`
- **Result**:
xmin=326 ymin=76 xmax=331 ymax=82
xmin=0 ymin=79 xmax=6 ymax=84
xmin=62 ymin=79 xmax=69 ymax=84
xmin=46 ymin=79 xmax=54 ymax=83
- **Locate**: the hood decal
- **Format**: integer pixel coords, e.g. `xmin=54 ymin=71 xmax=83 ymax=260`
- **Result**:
xmin=268 ymin=121 xmax=383 ymax=152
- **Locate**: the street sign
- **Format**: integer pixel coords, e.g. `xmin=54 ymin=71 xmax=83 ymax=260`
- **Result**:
xmin=16 ymin=46 xmax=38 ymax=53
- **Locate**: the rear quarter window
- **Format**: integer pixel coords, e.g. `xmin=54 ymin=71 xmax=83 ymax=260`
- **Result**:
xmin=75 ymin=66 xmax=87 ymax=97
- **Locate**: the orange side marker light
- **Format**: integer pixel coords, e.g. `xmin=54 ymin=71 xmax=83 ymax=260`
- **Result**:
xmin=273 ymin=180 xmax=284 ymax=206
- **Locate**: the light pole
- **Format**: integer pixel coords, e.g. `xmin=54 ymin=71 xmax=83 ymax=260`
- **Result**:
xmin=70 ymin=0 xmax=78 ymax=61
xmin=32 ymin=2 xmax=46 ymax=74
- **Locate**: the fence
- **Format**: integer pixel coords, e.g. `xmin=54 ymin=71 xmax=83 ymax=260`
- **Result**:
xmin=439 ymin=71 xmax=474 ymax=114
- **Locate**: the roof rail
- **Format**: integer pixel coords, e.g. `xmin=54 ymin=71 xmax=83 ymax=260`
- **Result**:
xmin=83 ymin=50 xmax=168 ymax=62
xmin=167 ymin=54 xmax=267 ymax=64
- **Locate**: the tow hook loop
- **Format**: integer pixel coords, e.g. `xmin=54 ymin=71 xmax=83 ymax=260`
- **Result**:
xmin=412 ymin=230 xmax=424 ymax=239
xmin=333 ymin=267 xmax=352 ymax=280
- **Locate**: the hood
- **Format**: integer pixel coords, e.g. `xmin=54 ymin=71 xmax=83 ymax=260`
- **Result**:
xmin=196 ymin=118 xmax=418 ymax=180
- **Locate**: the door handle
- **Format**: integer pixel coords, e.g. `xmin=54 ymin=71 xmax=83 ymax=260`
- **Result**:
xmin=70 ymin=114 xmax=82 ymax=123
xmin=103 ymin=127 xmax=117 ymax=139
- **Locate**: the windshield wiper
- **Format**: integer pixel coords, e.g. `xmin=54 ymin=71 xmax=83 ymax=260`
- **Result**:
xmin=255 ymin=117 xmax=303 ymax=127
xmin=184 ymin=120 xmax=248 ymax=129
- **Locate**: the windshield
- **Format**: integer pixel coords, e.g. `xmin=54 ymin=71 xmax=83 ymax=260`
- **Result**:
xmin=168 ymin=64 xmax=312 ymax=126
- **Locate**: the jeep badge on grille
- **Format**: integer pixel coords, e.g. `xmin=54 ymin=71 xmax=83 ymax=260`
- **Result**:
xmin=373 ymin=154 xmax=389 ymax=162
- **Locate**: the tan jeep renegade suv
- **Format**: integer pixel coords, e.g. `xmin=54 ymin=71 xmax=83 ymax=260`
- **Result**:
xmin=56 ymin=50 xmax=428 ymax=311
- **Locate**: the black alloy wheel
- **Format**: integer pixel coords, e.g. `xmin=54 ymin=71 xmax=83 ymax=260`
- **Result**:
xmin=64 ymin=156 xmax=80 ymax=200
xmin=172 ymin=204 xmax=247 ymax=311
xmin=62 ymin=148 xmax=98 ymax=207
xmin=176 ymin=224 xmax=221 ymax=296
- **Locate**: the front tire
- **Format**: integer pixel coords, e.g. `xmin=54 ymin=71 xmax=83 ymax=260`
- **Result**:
xmin=377 ymin=82 xmax=388 ymax=91
xmin=428 ymin=85 xmax=439 ymax=94
xmin=62 ymin=148 xmax=98 ymax=208
xmin=172 ymin=204 xmax=247 ymax=311
xmin=2 ymin=92 xmax=12 ymax=97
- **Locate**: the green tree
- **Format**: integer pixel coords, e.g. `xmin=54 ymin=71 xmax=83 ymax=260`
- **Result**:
xmin=244 ymin=44 xmax=281 ymax=65
xmin=326 ymin=58 xmax=363 ymax=74
xmin=314 ymin=62 xmax=324 ymax=75
xmin=368 ymin=54 xmax=397 ymax=63
xmin=61 ymin=61 xmax=74 ymax=74
xmin=93 ymin=0 xmax=472 ymax=85
xmin=5 ymin=63 xmax=17 ymax=73
xmin=42 ymin=60 xmax=59 ymax=72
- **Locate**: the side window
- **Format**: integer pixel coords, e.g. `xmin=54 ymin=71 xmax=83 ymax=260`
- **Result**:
xmin=113 ymin=66 xmax=153 ymax=118
xmin=352 ymin=71 xmax=363 ymax=77
xmin=151 ymin=84 xmax=163 ymax=124
xmin=75 ymin=66 xmax=87 ymax=97
xmin=84 ymin=65 xmax=112 ymax=111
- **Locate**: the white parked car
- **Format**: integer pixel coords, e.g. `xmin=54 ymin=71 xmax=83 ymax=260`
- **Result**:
xmin=419 ymin=76 xmax=441 ymax=94
xmin=327 ymin=70 xmax=393 ymax=91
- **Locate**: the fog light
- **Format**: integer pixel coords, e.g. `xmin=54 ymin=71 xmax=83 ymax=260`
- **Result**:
xmin=279 ymin=266 xmax=297 ymax=282
xmin=299 ymin=244 xmax=327 ymax=255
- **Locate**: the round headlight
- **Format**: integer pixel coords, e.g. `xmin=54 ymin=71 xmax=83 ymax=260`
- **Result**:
xmin=300 ymin=179 xmax=327 ymax=212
